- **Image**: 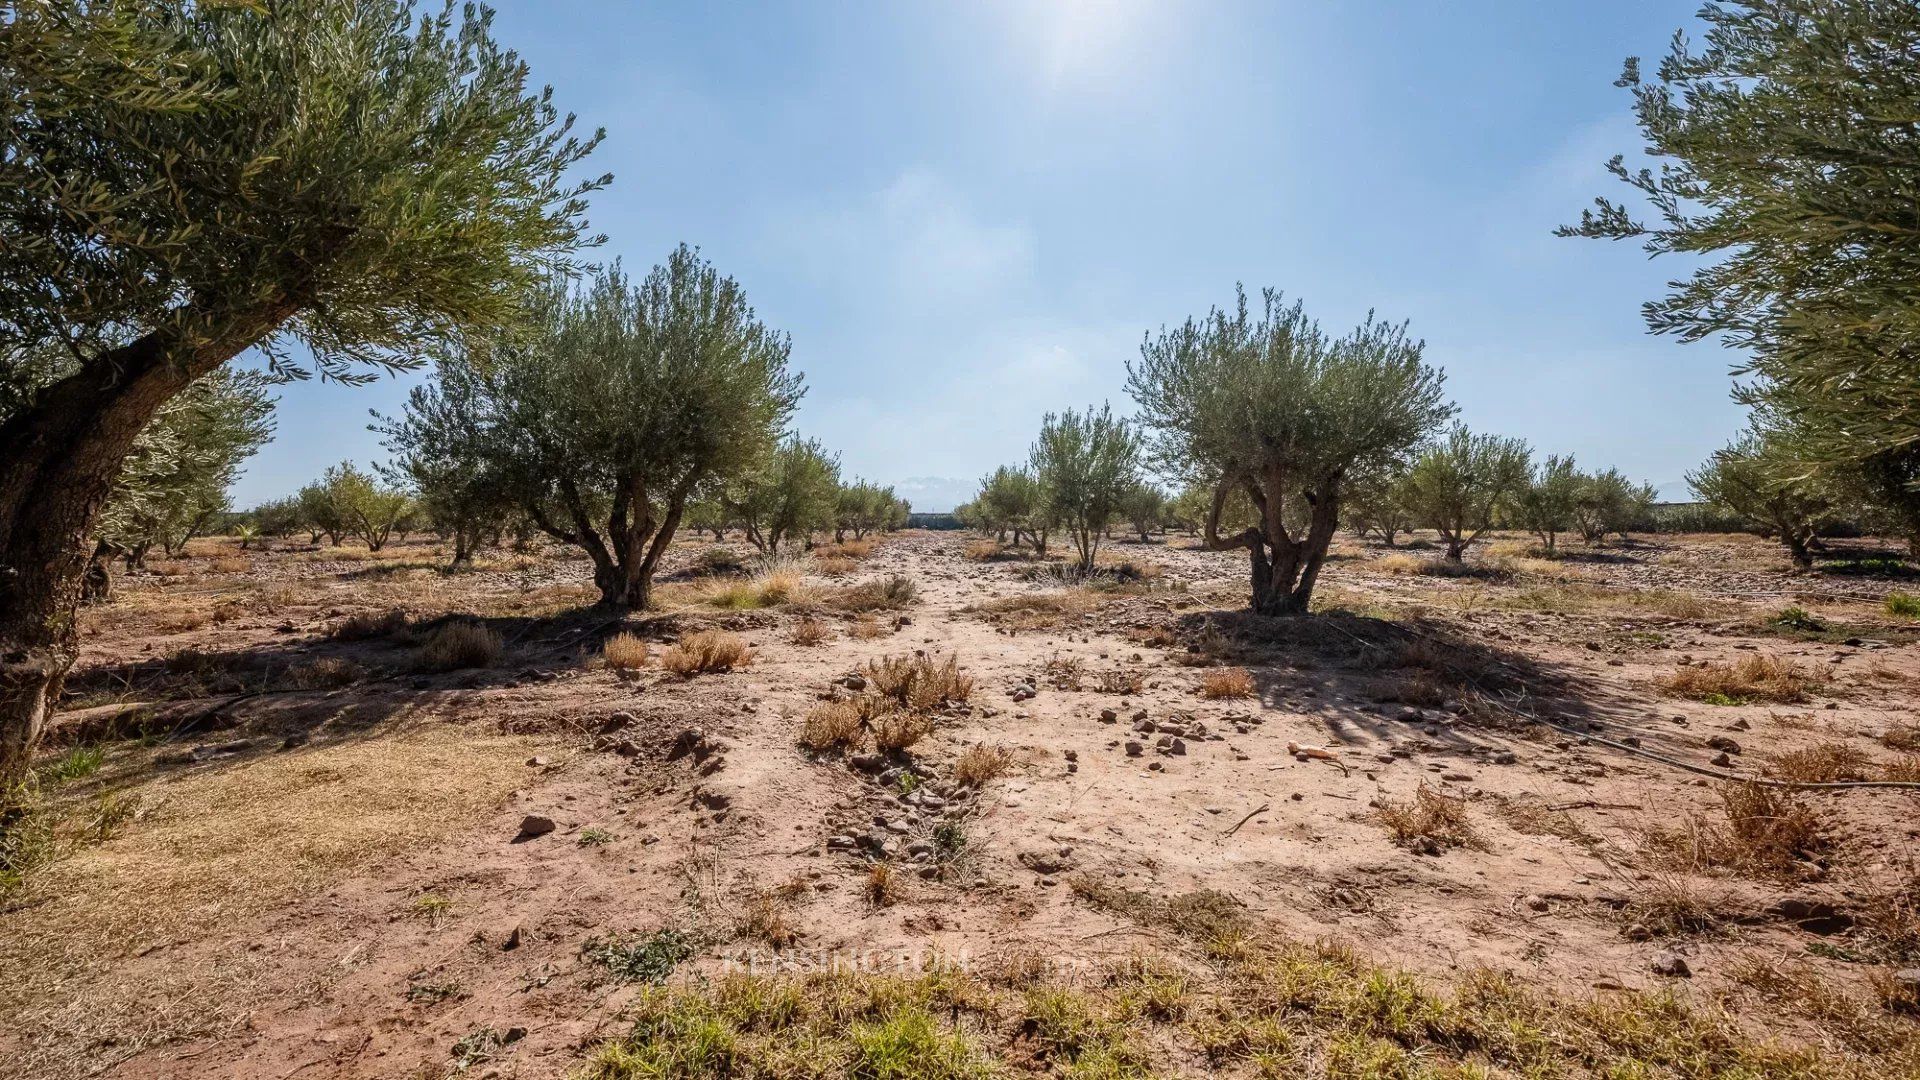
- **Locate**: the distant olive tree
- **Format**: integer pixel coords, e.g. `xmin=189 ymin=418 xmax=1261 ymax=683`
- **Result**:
xmin=974 ymin=467 xmax=1051 ymax=552
xmin=1402 ymin=425 xmax=1532 ymax=562
xmin=0 ymin=0 xmax=603 ymax=790
xmin=728 ymin=437 xmax=841 ymax=553
xmin=834 ymin=479 xmax=899 ymax=542
xmin=1515 ymin=454 xmax=1581 ymax=555
xmin=378 ymin=368 xmax=520 ymax=567
xmin=1689 ymin=425 xmax=1835 ymax=569
xmin=320 ymin=463 xmax=414 ymax=553
xmin=1030 ymin=405 xmax=1141 ymax=573
xmin=86 ymin=368 xmax=275 ymax=594
xmin=1118 ymin=482 xmax=1168 ymax=543
xmin=1571 ymin=468 xmax=1656 ymax=546
xmin=1340 ymin=464 xmax=1415 ymax=547
xmin=1128 ymin=287 xmax=1451 ymax=614
xmin=392 ymin=251 xmax=802 ymax=607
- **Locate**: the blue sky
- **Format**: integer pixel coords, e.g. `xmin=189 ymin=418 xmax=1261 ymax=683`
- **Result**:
xmin=235 ymin=0 xmax=1739 ymax=512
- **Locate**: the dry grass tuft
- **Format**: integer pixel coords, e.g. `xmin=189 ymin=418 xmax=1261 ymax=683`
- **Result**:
xmin=1764 ymin=742 xmax=1872 ymax=783
xmin=788 ymin=617 xmax=831 ymax=646
xmin=1662 ymin=654 xmax=1818 ymax=704
xmin=825 ymin=574 xmax=918 ymax=612
xmin=865 ymin=861 xmax=901 ymax=907
xmin=952 ymin=743 xmax=1015 ymax=788
xmin=1373 ymin=784 xmax=1477 ymax=851
xmin=286 ymin=656 xmax=364 ymax=689
xmin=961 ymin=589 xmax=1099 ymax=631
xmin=702 ymin=568 xmax=808 ymax=610
xmin=659 ymin=630 xmax=752 ymax=677
xmin=799 ymin=700 xmax=867 ymax=752
xmin=814 ymin=538 xmax=877 ymax=561
xmin=1043 ymin=652 xmax=1086 ymax=690
xmin=864 ymin=653 xmax=973 ymax=711
xmin=416 ymin=622 xmax=503 ymax=671
xmin=1094 ymin=667 xmax=1145 ymax=695
xmin=962 ymin=538 xmax=1008 ymax=561
xmin=812 ymin=555 xmax=858 ymax=577
xmin=1198 ymin=667 xmax=1255 ymax=699
xmin=1642 ymin=782 xmax=1826 ymax=880
xmin=740 ymin=888 xmax=800 ymax=948
xmin=601 ymin=631 xmax=651 ymax=671
xmin=329 ymin=607 xmax=410 ymax=642
xmin=871 ymin=711 xmax=934 ymax=753
xmin=848 ymin=614 xmax=889 ymax=640
xmin=1882 ymin=724 xmax=1920 ymax=753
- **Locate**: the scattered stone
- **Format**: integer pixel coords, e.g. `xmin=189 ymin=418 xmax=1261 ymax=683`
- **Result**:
xmin=1124 ymin=740 xmax=1144 ymax=757
xmin=1706 ymin=735 xmax=1742 ymax=754
xmin=1710 ymin=751 xmax=1733 ymax=769
xmin=1523 ymin=894 xmax=1549 ymax=912
xmin=1099 ymin=708 xmax=1118 ymax=723
xmin=501 ymin=925 xmax=523 ymax=951
xmin=1650 ymin=951 xmax=1691 ymax=978
xmin=525 ymin=755 xmax=550 ymax=767
xmin=1017 ymin=847 xmax=1075 ymax=875
xmin=513 ymin=814 xmax=557 ymax=842
xmin=1622 ymin=923 xmax=1653 ymax=942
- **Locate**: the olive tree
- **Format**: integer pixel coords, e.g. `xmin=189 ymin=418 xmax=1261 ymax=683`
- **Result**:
xmin=1128 ymin=288 xmax=1451 ymax=614
xmin=1561 ymin=1 xmax=1920 ymax=479
xmin=0 ymin=0 xmax=602 ymax=790
xmin=319 ymin=463 xmax=414 ymax=553
xmin=974 ymin=466 xmax=1051 ymax=551
xmin=378 ymin=371 xmax=520 ymax=567
xmin=1341 ymin=464 xmax=1415 ymax=547
xmin=396 ymin=251 xmax=803 ymax=606
xmin=834 ymin=480 xmax=898 ymax=542
xmin=84 ymin=368 xmax=276 ymax=597
xmin=1571 ymin=468 xmax=1656 ymax=546
xmin=1030 ymin=405 xmax=1141 ymax=574
xmin=728 ymin=437 xmax=841 ymax=553
xmin=1689 ymin=425 xmax=1835 ymax=569
xmin=1118 ymin=482 xmax=1168 ymax=543
xmin=1515 ymin=454 xmax=1581 ymax=555
xmin=1401 ymin=425 xmax=1532 ymax=562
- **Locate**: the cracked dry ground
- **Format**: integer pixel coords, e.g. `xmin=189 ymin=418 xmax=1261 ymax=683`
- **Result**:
xmin=4 ymin=529 xmax=1920 ymax=1078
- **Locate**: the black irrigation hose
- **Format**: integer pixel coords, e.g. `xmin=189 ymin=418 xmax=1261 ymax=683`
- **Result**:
xmin=1521 ymin=709 xmax=1920 ymax=792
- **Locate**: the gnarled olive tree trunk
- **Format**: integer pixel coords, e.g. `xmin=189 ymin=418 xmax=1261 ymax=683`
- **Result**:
xmin=0 ymin=306 xmax=291 ymax=791
xmin=528 ymin=474 xmax=695 ymax=609
xmin=1203 ymin=469 xmax=1341 ymax=617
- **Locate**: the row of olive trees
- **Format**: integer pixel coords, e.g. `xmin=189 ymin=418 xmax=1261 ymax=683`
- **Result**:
xmin=955 ymin=405 xmax=1146 ymax=574
xmin=973 ymin=290 xmax=1668 ymax=613
xmin=245 ymin=464 xmax=421 ymax=554
xmin=1342 ymin=444 xmax=1656 ymax=558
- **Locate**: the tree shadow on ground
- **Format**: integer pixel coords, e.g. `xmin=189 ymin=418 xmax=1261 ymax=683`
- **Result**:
xmin=1167 ymin=605 xmax=1700 ymax=768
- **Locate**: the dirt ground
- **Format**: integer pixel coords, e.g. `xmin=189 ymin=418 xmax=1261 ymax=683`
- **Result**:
xmin=5 ymin=528 xmax=1920 ymax=1078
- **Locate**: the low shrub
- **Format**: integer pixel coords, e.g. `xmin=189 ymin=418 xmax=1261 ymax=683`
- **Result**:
xmin=1765 ymin=742 xmax=1872 ymax=783
xmin=953 ymin=743 xmax=1014 ymax=788
xmin=865 ymin=653 xmax=973 ymax=711
xmin=659 ymin=630 xmax=752 ymax=677
xmin=1374 ymin=784 xmax=1477 ymax=851
xmin=871 ymin=710 xmax=934 ymax=753
xmin=799 ymin=700 xmax=866 ymax=751
xmin=1199 ymin=667 xmax=1255 ymax=699
xmin=788 ymin=617 xmax=831 ymax=646
xmin=1662 ymin=655 xmax=1817 ymax=704
xmin=416 ymin=622 xmax=503 ymax=671
xmin=329 ymin=607 xmax=410 ymax=641
xmin=827 ymin=575 xmax=918 ymax=612
xmin=287 ymin=656 xmax=364 ymax=689
xmin=602 ymin=631 xmax=651 ymax=671
xmin=1887 ymin=591 xmax=1920 ymax=619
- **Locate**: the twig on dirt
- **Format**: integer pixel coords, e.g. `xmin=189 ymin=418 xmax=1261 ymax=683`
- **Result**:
xmin=1221 ymin=803 xmax=1269 ymax=837
xmin=1546 ymin=800 xmax=1641 ymax=812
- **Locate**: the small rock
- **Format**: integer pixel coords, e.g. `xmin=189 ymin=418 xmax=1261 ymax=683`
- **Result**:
xmin=1650 ymin=951 xmax=1691 ymax=978
xmin=1523 ymin=894 xmax=1549 ymax=912
xmin=1706 ymin=735 xmax=1742 ymax=754
xmin=513 ymin=814 xmax=557 ymax=842
xmin=1710 ymin=751 xmax=1733 ymax=769
xmin=1124 ymin=740 xmax=1144 ymax=757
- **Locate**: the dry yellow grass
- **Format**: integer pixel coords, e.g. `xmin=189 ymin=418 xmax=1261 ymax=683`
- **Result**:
xmin=1 ymin=723 xmax=539 ymax=1079
xmin=864 ymin=653 xmax=973 ymax=711
xmin=660 ymin=630 xmax=753 ymax=677
xmin=788 ymin=617 xmax=831 ymax=646
xmin=962 ymin=538 xmax=1007 ymax=561
xmin=700 ymin=568 xmax=809 ymax=610
xmin=1764 ymin=742 xmax=1872 ymax=783
xmin=286 ymin=656 xmax=363 ymax=689
xmin=871 ymin=711 xmax=934 ymax=752
xmin=1642 ymin=782 xmax=1826 ymax=880
xmin=601 ymin=631 xmax=651 ymax=671
xmin=798 ymin=700 xmax=866 ymax=751
xmin=1374 ymin=784 xmax=1477 ymax=851
xmin=1198 ymin=667 xmax=1255 ymax=699
xmin=328 ymin=607 xmax=410 ymax=641
xmin=812 ymin=555 xmax=858 ymax=577
xmin=848 ymin=614 xmax=889 ymax=640
xmin=1662 ymin=654 xmax=1817 ymax=704
xmin=865 ymin=861 xmax=901 ymax=907
xmin=814 ymin=538 xmax=877 ymax=561
xmin=416 ymin=622 xmax=502 ymax=671
xmin=953 ymin=743 xmax=1014 ymax=788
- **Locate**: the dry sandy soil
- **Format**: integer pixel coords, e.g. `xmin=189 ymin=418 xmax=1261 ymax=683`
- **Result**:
xmin=5 ymin=528 xmax=1920 ymax=1078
